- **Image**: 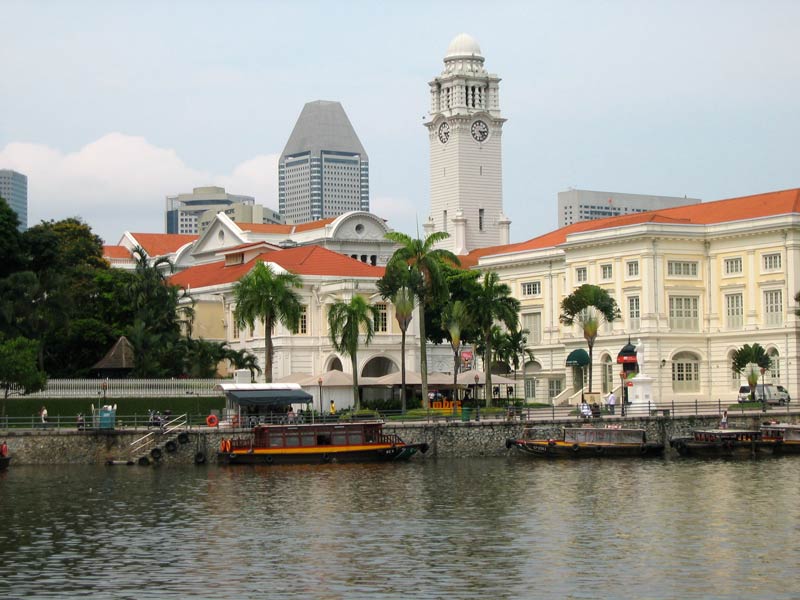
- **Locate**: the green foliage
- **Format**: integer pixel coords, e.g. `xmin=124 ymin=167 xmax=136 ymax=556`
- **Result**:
xmin=328 ymin=295 xmax=379 ymax=411
xmin=1 ymin=396 xmax=224 ymax=420
xmin=232 ymin=261 xmax=302 ymax=382
xmin=391 ymin=286 xmax=415 ymax=414
xmin=0 ymin=196 xmax=24 ymax=277
xmin=0 ymin=337 xmax=47 ymax=413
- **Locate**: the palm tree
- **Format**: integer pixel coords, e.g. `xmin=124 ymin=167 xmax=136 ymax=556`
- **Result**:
xmin=467 ymin=271 xmax=520 ymax=408
xmin=392 ymin=286 xmax=415 ymax=414
xmin=559 ymin=284 xmax=620 ymax=394
xmin=505 ymin=327 xmax=534 ymax=400
xmin=328 ymin=295 xmax=380 ymax=411
xmin=385 ymin=231 xmax=459 ymax=409
xmin=443 ymin=300 xmax=471 ymax=416
xmin=731 ymin=343 xmax=773 ymax=401
xmin=232 ymin=261 xmax=302 ymax=383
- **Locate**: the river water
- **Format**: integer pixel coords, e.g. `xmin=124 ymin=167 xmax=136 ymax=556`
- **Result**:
xmin=1 ymin=457 xmax=799 ymax=599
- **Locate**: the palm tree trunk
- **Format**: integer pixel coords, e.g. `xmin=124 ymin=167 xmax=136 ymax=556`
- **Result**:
xmin=264 ymin=331 xmax=273 ymax=383
xmin=419 ymin=303 xmax=429 ymax=410
xmin=351 ymin=354 xmax=360 ymax=412
xmin=587 ymin=344 xmax=594 ymax=393
xmin=452 ymin=347 xmax=459 ymax=417
xmin=400 ymin=330 xmax=407 ymax=414
xmin=484 ymin=333 xmax=492 ymax=409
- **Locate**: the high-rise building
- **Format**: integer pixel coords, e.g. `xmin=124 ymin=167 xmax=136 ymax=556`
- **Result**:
xmin=197 ymin=202 xmax=284 ymax=235
xmin=165 ymin=186 xmax=256 ymax=234
xmin=0 ymin=169 xmax=28 ymax=231
xmin=278 ymin=100 xmax=369 ymax=224
xmin=558 ymin=189 xmax=701 ymax=227
xmin=424 ymin=33 xmax=510 ymax=255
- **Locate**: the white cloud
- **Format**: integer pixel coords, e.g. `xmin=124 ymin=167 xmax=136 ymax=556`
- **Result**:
xmin=0 ymin=134 xmax=279 ymax=243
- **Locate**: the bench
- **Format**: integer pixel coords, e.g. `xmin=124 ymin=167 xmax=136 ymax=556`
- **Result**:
xmin=650 ymin=409 xmax=671 ymax=417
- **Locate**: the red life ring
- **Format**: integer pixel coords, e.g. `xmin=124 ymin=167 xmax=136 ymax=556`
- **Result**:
xmin=206 ymin=415 xmax=219 ymax=427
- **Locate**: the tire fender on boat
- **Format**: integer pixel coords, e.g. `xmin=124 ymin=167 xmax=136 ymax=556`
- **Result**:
xmin=640 ymin=444 xmax=649 ymax=454
xmin=265 ymin=456 xmax=273 ymax=464
xmin=177 ymin=432 xmax=189 ymax=444
xmin=571 ymin=443 xmax=580 ymax=453
xmin=194 ymin=451 xmax=206 ymax=465
xmin=150 ymin=447 xmax=162 ymax=460
xmin=595 ymin=446 xmax=605 ymax=455
xmin=322 ymin=453 xmax=331 ymax=463
xmin=165 ymin=440 xmax=178 ymax=453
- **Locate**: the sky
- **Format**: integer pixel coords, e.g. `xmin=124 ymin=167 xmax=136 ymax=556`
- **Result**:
xmin=1 ymin=0 xmax=799 ymax=245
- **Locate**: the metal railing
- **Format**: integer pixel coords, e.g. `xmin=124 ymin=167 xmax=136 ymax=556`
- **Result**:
xmin=128 ymin=414 xmax=188 ymax=460
xmin=22 ymin=379 xmax=223 ymax=399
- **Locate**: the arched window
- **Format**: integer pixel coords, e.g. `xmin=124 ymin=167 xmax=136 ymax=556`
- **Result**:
xmin=768 ymin=348 xmax=781 ymax=382
xmin=672 ymin=352 xmax=700 ymax=393
xmin=601 ymin=354 xmax=614 ymax=393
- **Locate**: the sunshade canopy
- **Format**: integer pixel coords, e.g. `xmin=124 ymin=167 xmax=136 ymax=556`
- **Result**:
xmin=214 ymin=383 xmax=313 ymax=406
xmin=565 ymin=349 xmax=590 ymax=367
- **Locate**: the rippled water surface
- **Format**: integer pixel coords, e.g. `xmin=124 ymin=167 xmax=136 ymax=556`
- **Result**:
xmin=2 ymin=457 xmax=800 ymax=599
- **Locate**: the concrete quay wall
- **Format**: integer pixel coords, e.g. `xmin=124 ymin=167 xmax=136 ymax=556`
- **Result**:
xmin=4 ymin=413 xmax=799 ymax=465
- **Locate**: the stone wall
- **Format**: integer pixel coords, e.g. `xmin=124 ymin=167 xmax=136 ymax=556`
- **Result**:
xmin=4 ymin=413 xmax=798 ymax=465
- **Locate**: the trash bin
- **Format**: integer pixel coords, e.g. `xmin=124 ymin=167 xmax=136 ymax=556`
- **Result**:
xmin=99 ymin=408 xmax=116 ymax=430
xmin=461 ymin=407 xmax=472 ymax=422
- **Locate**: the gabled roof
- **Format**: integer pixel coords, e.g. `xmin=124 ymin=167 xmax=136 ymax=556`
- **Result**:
xmin=128 ymin=233 xmax=198 ymax=256
xmin=237 ymin=217 xmax=337 ymax=235
xmin=462 ymin=188 xmax=800 ymax=267
xmin=169 ymin=244 xmax=385 ymax=289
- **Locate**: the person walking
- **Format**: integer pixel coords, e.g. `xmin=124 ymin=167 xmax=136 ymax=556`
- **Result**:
xmin=40 ymin=406 xmax=48 ymax=424
xmin=720 ymin=410 xmax=728 ymax=429
xmin=607 ymin=391 xmax=616 ymax=415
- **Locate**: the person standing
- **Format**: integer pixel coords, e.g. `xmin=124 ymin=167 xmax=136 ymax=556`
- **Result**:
xmin=329 ymin=400 xmax=336 ymax=415
xmin=1 ymin=441 xmax=8 ymax=457
xmin=40 ymin=406 xmax=48 ymax=424
xmin=720 ymin=410 xmax=728 ymax=429
xmin=607 ymin=391 xmax=616 ymax=415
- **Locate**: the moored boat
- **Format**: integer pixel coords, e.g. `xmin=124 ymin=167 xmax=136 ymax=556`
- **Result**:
xmin=669 ymin=429 xmax=761 ymax=458
xmin=505 ymin=426 xmax=664 ymax=458
xmin=217 ymin=421 xmax=429 ymax=465
xmin=0 ymin=456 xmax=10 ymax=471
xmin=759 ymin=422 xmax=800 ymax=455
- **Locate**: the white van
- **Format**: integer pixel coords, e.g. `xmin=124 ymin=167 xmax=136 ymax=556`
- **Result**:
xmin=737 ymin=384 xmax=788 ymax=405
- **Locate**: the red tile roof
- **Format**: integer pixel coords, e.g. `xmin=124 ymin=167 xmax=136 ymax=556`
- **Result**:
xmin=169 ymin=245 xmax=385 ymax=289
xmin=129 ymin=233 xmax=197 ymax=256
xmin=102 ymin=245 xmax=133 ymax=259
xmin=236 ymin=217 xmax=337 ymax=235
xmin=462 ymin=188 xmax=800 ymax=267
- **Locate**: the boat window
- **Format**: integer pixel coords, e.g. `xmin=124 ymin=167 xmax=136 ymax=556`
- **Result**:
xmin=301 ymin=434 xmax=316 ymax=446
xmin=317 ymin=434 xmax=331 ymax=445
xmin=285 ymin=434 xmax=300 ymax=447
xmin=270 ymin=434 xmax=283 ymax=448
xmin=348 ymin=432 xmax=363 ymax=444
xmin=332 ymin=434 xmax=347 ymax=445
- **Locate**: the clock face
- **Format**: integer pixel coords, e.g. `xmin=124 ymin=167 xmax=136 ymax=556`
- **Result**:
xmin=438 ymin=121 xmax=450 ymax=144
xmin=471 ymin=120 xmax=489 ymax=142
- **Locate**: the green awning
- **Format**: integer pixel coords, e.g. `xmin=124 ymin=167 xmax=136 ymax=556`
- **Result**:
xmin=565 ymin=348 xmax=590 ymax=367
xmin=227 ymin=389 xmax=313 ymax=406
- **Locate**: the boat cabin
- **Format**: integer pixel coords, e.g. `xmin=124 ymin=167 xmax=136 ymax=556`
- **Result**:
xmin=691 ymin=429 xmax=761 ymax=442
xmin=230 ymin=421 xmax=400 ymax=452
xmin=760 ymin=423 xmax=800 ymax=442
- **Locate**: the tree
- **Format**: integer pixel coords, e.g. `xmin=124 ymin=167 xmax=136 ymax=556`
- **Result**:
xmin=392 ymin=286 xmax=415 ymax=414
xmin=384 ymin=231 xmax=459 ymax=408
xmin=559 ymin=284 xmax=620 ymax=394
xmin=0 ymin=337 xmax=47 ymax=417
xmin=467 ymin=271 xmax=520 ymax=408
xmin=0 ymin=197 xmax=24 ymax=277
xmin=505 ymin=327 xmax=535 ymax=399
xmin=232 ymin=261 xmax=302 ymax=383
xmin=443 ymin=300 xmax=471 ymax=416
xmin=731 ymin=343 xmax=773 ymax=401
xmin=328 ymin=295 xmax=379 ymax=411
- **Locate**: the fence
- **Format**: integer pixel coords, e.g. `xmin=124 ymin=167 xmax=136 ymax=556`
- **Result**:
xmin=22 ymin=379 xmax=224 ymax=399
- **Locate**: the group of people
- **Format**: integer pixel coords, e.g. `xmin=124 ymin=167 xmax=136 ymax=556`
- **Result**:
xmin=579 ymin=391 xmax=617 ymax=419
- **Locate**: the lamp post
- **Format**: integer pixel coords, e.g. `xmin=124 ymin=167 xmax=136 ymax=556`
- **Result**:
xmin=760 ymin=367 xmax=767 ymax=413
xmin=619 ymin=371 xmax=626 ymax=417
xmin=474 ymin=374 xmax=480 ymax=422
xmin=317 ymin=377 xmax=323 ymax=424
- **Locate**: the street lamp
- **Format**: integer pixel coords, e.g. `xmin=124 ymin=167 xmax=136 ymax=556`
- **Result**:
xmin=760 ymin=367 xmax=767 ymax=413
xmin=619 ymin=371 xmax=626 ymax=417
xmin=474 ymin=374 xmax=480 ymax=422
xmin=317 ymin=377 xmax=323 ymax=424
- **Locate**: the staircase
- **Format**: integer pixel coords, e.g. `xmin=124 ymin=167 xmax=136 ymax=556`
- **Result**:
xmin=127 ymin=414 xmax=188 ymax=466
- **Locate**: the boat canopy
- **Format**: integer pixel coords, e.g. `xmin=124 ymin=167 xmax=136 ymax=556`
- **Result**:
xmin=214 ymin=383 xmax=313 ymax=406
xmin=565 ymin=349 xmax=590 ymax=367
xmin=564 ymin=427 xmax=645 ymax=444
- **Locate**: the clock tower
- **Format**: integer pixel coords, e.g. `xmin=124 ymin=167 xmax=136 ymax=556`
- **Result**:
xmin=425 ymin=33 xmax=510 ymax=255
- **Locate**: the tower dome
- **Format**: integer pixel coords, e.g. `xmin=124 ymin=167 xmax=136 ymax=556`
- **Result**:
xmin=445 ymin=33 xmax=482 ymax=59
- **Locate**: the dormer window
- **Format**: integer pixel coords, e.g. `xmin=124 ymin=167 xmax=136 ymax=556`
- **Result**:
xmin=225 ymin=252 xmax=244 ymax=266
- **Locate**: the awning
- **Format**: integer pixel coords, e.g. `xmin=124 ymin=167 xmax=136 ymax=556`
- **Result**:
xmin=225 ymin=389 xmax=313 ymax=406
xmin=565 ymin=348 xmax=590 ymax=367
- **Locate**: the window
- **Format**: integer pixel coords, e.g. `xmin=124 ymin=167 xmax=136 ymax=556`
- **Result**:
xmin=374 ymin=303 xmax=388 ymax=333
xmin=626 ymin=261 xmax=639 ymax=278
xmin=724 ymin=257 xmax=743 ymax=275
xmin=576 ymin=267 xmax=587 ymax=283
xmin=725 ymin=294 xmax=743 ymax=330
xmin=769 ymin=349 xmax=781 ymax=382
xmin=672 ymin=352 xmax=700 ymax=392
xmin=524 ymin=378 xmax=537 ymax=400
xmin=443 ymin=210 xmax=447 ymax=232
xmin=548 ymin=379 xmax=563 ymax=400
xmin=764 ymin=290 xmax=783 ymax=327
xmin=763 ymin=253 xmax=782 ymax=271
xmin=669 ymin=296 xmax=699 ymax=331
xmin=297 ymin=305 xmax=308 ymax=334
xmin=522 ymin=312 xmax=542 ymax=344
xmin=628 ymin=296 xmax=640 ymax=331
xmin=232 ymin=315 xmax=240 ymax=339
xmin=602 ymin=356 xmax=614 ymax=394
xmin=667 ymin=261 xmax=698 ymax=277
xmin=601 ymin=264 xmax=613 ymax=280
xmin=521 ymin=281 xmax=541 ymax=296
xmin=478 ymin=208 xmax=485 ymax=231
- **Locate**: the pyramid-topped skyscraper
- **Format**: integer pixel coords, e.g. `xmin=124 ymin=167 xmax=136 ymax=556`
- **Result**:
xmin=278 ymin=100 xmax=369 ymax=224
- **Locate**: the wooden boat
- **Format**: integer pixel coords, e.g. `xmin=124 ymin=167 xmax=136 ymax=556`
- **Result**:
xmin=217 ymin=421 xmax=429 ymax=465
xmin=759 ymin=422 xmax=800 ymax=455
xmin=505 ymin=426 xmax=664 ymax=458
xmin=669 ymin=429 xmax=761 ymax=457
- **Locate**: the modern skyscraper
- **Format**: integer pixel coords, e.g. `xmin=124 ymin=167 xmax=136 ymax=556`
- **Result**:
xmin=558 ymin=189 xmax=701 ymax=227
xmin=165 ymin=186 xmax=256 ymax=234
xmin=0 ymin=169 xmax=28 ymax=231
xmin=424 ymin=33 xmax=510 ymax=255
xmin=278 ymin=100 xmax=369 ymax=224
